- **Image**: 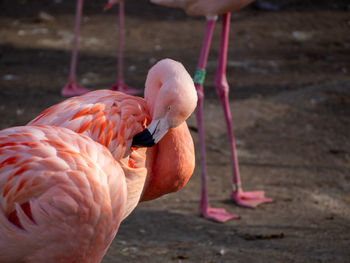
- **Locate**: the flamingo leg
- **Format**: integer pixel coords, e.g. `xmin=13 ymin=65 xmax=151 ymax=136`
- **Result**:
xmin=215 ymin=13 xmax=273 ymax=208
xmin=62 ymin=0 xmax=90 ymax=97
xmin=110 ymin=2 xmax=140 ymax=94
xmin=195 ymin=17 xmax=239 ymax=223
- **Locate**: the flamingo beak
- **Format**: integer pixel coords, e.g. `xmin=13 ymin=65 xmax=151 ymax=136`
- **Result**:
xmin=132 ymin=119 xmax=169 ymax=147
xmin=132 ymin=128 xmax=155 ymax=147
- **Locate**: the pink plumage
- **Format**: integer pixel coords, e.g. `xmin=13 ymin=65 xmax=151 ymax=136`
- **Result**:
xmin=0 ymin=125 xmax=127 ymax=263
xmin=0 ymin=59 xmax=198 ymax=262
xmin=30 ymin=90 xmax=150 ymax=161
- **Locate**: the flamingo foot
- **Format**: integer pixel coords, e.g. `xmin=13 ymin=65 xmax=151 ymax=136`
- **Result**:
xmin=110 ymin=82 xmax=140 ymax=95
xmin=232 ymin=189 xmax=273 ymax=208
xmin=200 ymin=206 xmax=239 ymax=223
xmin=61 ymin=81 xmax=90 ymax=97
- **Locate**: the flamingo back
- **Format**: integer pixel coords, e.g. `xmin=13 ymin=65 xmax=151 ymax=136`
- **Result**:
xmin=29 ymin=90 xmax=151 ymax=160
xmin=0 ymin=125 xmax=127 ymax=263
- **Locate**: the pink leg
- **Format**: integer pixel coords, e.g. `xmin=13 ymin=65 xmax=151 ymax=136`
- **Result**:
xmin=110 ymin=2 xmax=140 ymax=95
xmin=216 ymin=13 xmax=273 ymax=208
xmin=61 ymin=0 xmax=90 ymax=97
xmin=196 ymin=17 xmax=239 ymax=223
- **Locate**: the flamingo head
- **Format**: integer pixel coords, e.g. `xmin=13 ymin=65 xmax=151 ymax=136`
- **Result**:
xmin=132 ymin=59 xmax=197 ymax=147
xmin=132 ymin=59 xmax=197 ymax=202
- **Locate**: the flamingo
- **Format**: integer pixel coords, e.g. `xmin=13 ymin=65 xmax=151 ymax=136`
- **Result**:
xmin=0 ymin=59 xmax=197 ymax=262
xmin=62 ymin=0 xmax=138 ymax=96
xmin=150 ymin=0 xmax=273 ymax=222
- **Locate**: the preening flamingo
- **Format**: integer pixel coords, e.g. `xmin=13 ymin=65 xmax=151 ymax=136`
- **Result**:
xmin=62 ymin=0 xmax=138 ymax=96
xmin=151 ymin=0 xmax=273 ymax=222
xmin=0 ymin=59 xmax=197 ymax=262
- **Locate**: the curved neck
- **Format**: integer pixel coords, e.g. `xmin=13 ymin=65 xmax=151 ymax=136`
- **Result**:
xmin=144 ymin=77 xmax=161 ymax=117
xmin=140 ymin=122 xmax=195 ymax=201
xmin=144 ymin=59 xmax=186 ymax=117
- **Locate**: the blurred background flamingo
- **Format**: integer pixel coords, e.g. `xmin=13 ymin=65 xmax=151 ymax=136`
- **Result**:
xmin=62 ymin=0 xmax=138 ymax=96
xmin=150 ymin=0 xmax=273 ymax=222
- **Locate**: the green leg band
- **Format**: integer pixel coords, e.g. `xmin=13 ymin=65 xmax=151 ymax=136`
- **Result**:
xmin=193 ymin=69 xmax=206 ymax=85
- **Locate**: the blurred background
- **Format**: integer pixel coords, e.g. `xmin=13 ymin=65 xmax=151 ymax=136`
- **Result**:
xmin=0 ymin=0 xmax=349 ymax=262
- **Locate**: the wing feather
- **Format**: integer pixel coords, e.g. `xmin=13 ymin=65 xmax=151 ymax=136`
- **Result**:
xmin=0 ymin=125 xmax=127 ymax=263
xmin=28 ymin=90 xmax=151 ymax=160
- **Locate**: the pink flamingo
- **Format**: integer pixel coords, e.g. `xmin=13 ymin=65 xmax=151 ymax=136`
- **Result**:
xmin=151 ymin=0 xmax=273 ymax=222
xmin=0 ymin=59 xmax=197 ymax=262
xmin=62 ymin=0 xmax=138 ymax=96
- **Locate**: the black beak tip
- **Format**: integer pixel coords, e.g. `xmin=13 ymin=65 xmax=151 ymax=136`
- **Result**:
xmin=132 ymin=129 xmax=155 ymax=148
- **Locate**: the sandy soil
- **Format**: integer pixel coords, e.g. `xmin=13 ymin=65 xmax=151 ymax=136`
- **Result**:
xmin=0 ymin=0 xmax=350 ymax=262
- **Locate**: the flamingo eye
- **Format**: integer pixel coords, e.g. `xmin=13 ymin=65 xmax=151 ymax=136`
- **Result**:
xmin=167 ymin=106 xmax=171 ymax=111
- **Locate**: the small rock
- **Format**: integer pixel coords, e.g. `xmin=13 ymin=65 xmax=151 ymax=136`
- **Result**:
xmin=83 ymin=37 xmax=101 ymax=47
xmin=3 ymin=74 xmax=17 ymax=81
xmin=18 ymin=28 xmax=49 ymax=36
xmin=16 ymin=108 xmax=24 ymax=116
xmin=81 ymin=78 xmax=89 ymax=85
xmin=128 ymin=65 xmax=137 ymax=72
xmin=149 ymin=57 xmax=157 ymax=65
xmin=18 ymin=30 xmax=26 ymax=36
xmin=117 ymin=240 xmax=127 ymax=245
xmin=57 ymin=30 xmax=74 ymax=39
xmin=310 ymin=98 xmax=318 ymax=105
xmin=292 ymin=31 xmax=314 ymax=42
xmin=38 ymin=11 xmax=56 ymax=23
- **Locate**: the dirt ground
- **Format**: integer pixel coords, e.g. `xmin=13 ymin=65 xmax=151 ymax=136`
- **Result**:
xmin=1 ymin=0 xmax=350 ymax=262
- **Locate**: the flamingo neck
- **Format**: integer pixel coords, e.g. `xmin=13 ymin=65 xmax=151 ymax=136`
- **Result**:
xmin=140 ymin=122 xmax=195 ymax=202
xmin=144 ymin=69 xmax=164 ymax=117
xmin=144 ymin=85 xmax=159 ymax=117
